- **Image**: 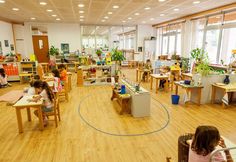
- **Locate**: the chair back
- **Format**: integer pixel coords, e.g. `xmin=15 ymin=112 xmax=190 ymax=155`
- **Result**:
xmin=37 ymin=64 xmax=44 ymax=80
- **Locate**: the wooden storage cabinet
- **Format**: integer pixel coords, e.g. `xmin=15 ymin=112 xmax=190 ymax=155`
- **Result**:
xmin=20 ymin=61 xmax=36 ymax=74
xmin=0 ymin=62 xmax=20 ymax=81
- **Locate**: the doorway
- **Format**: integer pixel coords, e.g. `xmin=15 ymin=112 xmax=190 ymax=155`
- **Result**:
xmin=32 ymin=35 xmax=49 ymax=63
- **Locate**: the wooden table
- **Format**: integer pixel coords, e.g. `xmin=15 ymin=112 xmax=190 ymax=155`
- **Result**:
xmin=211 ymin=83 xmax=236 ymax=108
xmin=111 ymin=89 xmax=131 ymax=115
xmin=181 ymin=73 xmax=193 ymax=80
xmin=13 ymin=95 xmax=44 ymax=133
xmin=150 ymin=74 xmax=169 ymax=93
xmin=174 ymin=81 xmax=203 ymax=105
xmin=136 ymin=68 xmax=152 ymax=82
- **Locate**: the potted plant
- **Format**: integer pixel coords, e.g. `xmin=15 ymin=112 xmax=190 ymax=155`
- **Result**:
xmin=5 ymin=52 xmax=16 ymax=62
xmin=48 ymin=46 xmax=59 ymax=69
xmin=111 ymin=47 xmax=125 ymax=82
xmin=96 ymin=48 xmax=103 ymax=57
xmin=181 ymin=57 xmax=190 ymax=73
xmin=195 ymin=61 xmax=212 ymax=76
xmin=190 ymin=48 xmax=208 ymax=73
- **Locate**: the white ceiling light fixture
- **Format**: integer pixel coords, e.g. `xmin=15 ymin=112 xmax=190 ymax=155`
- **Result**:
xmin=108 ymin=12 xmax=112 ymax=15
xmin=159 ymin=0 xmax=166 ymax=2
xmin=80 ymin=15 xmax=84 ymax=18
xmin=193 ymin=1 xmax=200 ymax=4
xmin=12 ymin=8 xmax=19 ymax=11
xmin=144 ymin=7 xmax=151 ymax=10
xmin=52 ymin=14 xmax=57 ymax=17
xmin=160 ymin=13 xmax=165 ymax=16
xmin=56 ymin=18 xmax=60 ymax=21
xmin=150 ymin=18 xmax=154 ymax=21
xmin=80 ymin=19 xmax=84 ymax=22
xmin=78 ymin=4 xmax=84 ymax=8
xmin=39 ymin=2 xmax=47 ymax=5
xmin=128 ymin=17 xmax=132 ymax=20
xmin=47 ymin=9 xmax=53 ymax=12
xmin=79 ymin=11 xmax=84 ymax=14
xmin=113 ymin=5 xmax=119 ymax=9
xmin=0 ymin=0 xmax=5 ymax=3
xmin=142 ymin=21 xmax=146 ymax=24
xmin=134 ymin=13 xmax=140 ymax=16
xmin=31 ymin=17 xmax=36 ymax=20
xmin=122 ymin=20 xmax=126 ymax=23
xmin=104 ymin=16 xmax=109 ymax=19
xmin=174 ymin=8 xmax=179 ymax=11
xmin=101 ymin=20 xmax=105 ymax=22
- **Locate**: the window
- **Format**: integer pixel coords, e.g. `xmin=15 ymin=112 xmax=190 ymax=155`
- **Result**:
xmin=205 ymin=29 xmax=220 ymax=63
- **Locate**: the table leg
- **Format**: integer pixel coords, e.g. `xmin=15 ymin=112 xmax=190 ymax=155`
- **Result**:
xmin=175 ymin=85 xmax=178 ymax=95
xmin=197 ymin=88 xmax=201 ymax=106
xmin=16 ymin=108 xmax=23 ymax=133
xmin=37 ymin=106 xmax=44 ymax=131
xmin=136 ymin=69 xmax=138 ymax=82
xmin=150 ymin=76 xmax=153 ymax=90
xmin=211 ymin=86 xmax=216 ymax=104
xmin=27 ymin=108 xmax=31 ymax=121
xmin=222 ymin=90 xmax=227 ymax=108
xmin=139 ymin=71 xmax=142 ymax=82
xmin=164 ymin=78 xmax=169 ymax=92
xmin=156 ymin=79 xmax=159 ymax=94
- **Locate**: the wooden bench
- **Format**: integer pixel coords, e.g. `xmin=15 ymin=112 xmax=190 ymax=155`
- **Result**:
xmin=111 ymin=89 xmax=131 ymax=115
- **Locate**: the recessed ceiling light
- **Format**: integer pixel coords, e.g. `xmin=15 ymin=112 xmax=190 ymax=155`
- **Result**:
xmin=150 ymin=18 xmax=154 ymax=21
xmin=47 ymin=9 xmax=53 ymax=12
xmin=78 ymin=4 xmax=84 ymax=8
xmin=12 ymin=8 xmax=19 ymax=11
xmin=113 ymin=5 xmax=119 ymax=9
xmin=174 ymin=8 xmax=179 ymax=11
xmin=160 ymin=14 xmax=165 ymax=16
xmin=193 ymin=1 xmax=200 ymax=4
xmin=144 ymin=7 xmax=151 ymax=10
xmin=122 ymin=20 xmax=126 ymax=23
xmin=31 ymin=17 xmax=36 ymax=20
xmin=79 ymin=11 xmax=84 ymax=14
xmin=80 ymin=15 xmax=84 ymax=18
xmin=80 ymin=19 xmax=84 ymax=21
xmin=108 ymin=12 xmax=112 ymax=15
xmin=159 ymin=0 xmax=166 ymax=2
xmin=104 ymin=16 xmax=109 ymax=19
xmin=128 ymin=17 xmax=132 ymax=20
xmin=52 ymin=14 xmax=57 ymax=17
xmin=56 ymin=18 xmax=60 ymax=21
xmin=39 ymin=2 xmax=47 ymax=5
xmin=134 ymin=13 xmax=140 ymax=16
xmin=0 ymin=0 xmax=5 ymax=3
xmin=142 ymin=21 xmax=146 ymax=24
xmin=101 ymin=20 xmax=105 ymax=22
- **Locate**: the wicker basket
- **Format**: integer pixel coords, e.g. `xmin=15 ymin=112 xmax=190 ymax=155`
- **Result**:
xmin=178 ymin=133 xmax=194 ymax=162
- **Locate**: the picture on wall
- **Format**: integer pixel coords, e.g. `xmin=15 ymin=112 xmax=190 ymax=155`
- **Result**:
xmin=138 ymin=47 xmax=142 ymax=52
xmin=0 ymin=41 xmax=2 ymax=54
xmin=61 ymin=43 xmax=69 ymax=54
xmin=4 ymin=40 xmax=9 ymax=47
xmin=10 ymin=44 xmax=14 ymax=51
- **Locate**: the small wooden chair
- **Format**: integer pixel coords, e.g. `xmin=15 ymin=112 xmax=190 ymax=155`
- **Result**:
xmin=57 ymin=79 xmax=69 ymax=102
xmin=45 ymin=98 xmax=61 ymax=127
xmin=37 ymin=64 xmax=44 ymax=80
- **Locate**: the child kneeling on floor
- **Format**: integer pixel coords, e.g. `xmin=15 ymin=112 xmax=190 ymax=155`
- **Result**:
xmin=0 ymin=68 xmax=11 ymax=88
xmin=29 ymin=80 xmax=54 ymax=126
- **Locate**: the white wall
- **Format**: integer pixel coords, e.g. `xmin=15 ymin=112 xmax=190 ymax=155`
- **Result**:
xmin=48 ymin=23 xmax=81 ymax=53
xmin=137 ymin=25 xmax=155 ymax=49
xmin=0 ymin=21 xmax=15 ymax=55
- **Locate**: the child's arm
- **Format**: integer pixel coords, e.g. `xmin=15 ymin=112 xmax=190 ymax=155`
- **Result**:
xmin=219 ymin=138 xmax=233 ymax=162
xmin=28 ymin=95 xmax=42 ymax=102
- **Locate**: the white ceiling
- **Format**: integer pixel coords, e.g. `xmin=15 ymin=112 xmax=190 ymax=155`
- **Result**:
xmin=0 ymin=0 xmax=236 ymax=25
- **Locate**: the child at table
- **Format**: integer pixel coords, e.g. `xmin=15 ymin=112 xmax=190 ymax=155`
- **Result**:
xmin=159 ymin=66 xmax=171 ymax=89
xmin=25 ymin=75 xmax=40 ymax=95
xmin=51 ymin=69 xmax=62 ymax=93
xmin=58 ymin=64 xmax=67 ymax=86
xmin=189 ymin=125 xmax=233 ymax=162
xmin=142 ymin=59 xmax=152 ymax=81
xmin=0 ymin=68 xmax=11 ymax=88
xmin=30 ymin=80 xmax=55 ymax=126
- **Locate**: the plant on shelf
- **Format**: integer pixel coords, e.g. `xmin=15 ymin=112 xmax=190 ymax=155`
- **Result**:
xmin=195 ymin=61 xmax=212 ymax=76
xmin=111 ymin=47 xmax=125 ymax=82
xmin=96 ymin=48 xmax=103 ymax=57
xmin=181 ymin=57 xmax=190 ymax=73
xmin=49 ymin=46 xmax=59 ymax=56
xmin=190 ymin=48 xmax=208 ymax=64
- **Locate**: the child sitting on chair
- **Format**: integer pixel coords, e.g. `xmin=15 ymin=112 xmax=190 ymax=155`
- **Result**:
xmin=142 ymin=59 xmax=152 ymax=81
xmin=58 ymin=64 xmax=67 ymax=86
xmin=0 ymin=68 xmax=11 ymax=88
xmin=159 ymin=66 xmax=171 ymax=89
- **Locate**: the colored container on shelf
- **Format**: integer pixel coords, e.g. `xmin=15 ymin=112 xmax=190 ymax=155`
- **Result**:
xmin=120 ymin=85 xmax=126 ymax=94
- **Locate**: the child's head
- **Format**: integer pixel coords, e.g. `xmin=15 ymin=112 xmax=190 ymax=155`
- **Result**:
xmin=30 ymin=75 xmax=40 ymax=87
xmin=33 ymin=80 xmax=54 ymax=101
xmin=51 ymin=69 xmax=60 ymax=78
xmin=191 ymin=125 xmax=220 ymax=156
xmin=0 ymin=68 xmax=5 ymax=77
xmin=146 ymin=59 xmax=151 ymax=64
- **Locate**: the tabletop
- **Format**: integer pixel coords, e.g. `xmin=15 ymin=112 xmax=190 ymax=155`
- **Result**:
xmin=13 ymin=95 xmax=43 ymax=107
xmin=175 ymin=81 xmax=204 ymax=88
xmin=212 ymin=83 xmax=236 ymax=92
xmin=150 ymin=74 xmax=169 ymax=79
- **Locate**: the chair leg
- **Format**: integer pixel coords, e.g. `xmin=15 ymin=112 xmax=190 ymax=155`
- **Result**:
xmin=57 ymin=105 xmax=61 ymax=121
xmin=54 ymin=112 xmax=58 ymax=127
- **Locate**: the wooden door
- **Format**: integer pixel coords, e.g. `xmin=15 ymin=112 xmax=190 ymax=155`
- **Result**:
xmin=32 ymin=36 xmax=49 ymax=63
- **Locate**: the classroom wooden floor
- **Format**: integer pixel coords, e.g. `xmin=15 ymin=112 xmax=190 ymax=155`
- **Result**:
xmin=0 ymin=68 xmax=236 ymax=162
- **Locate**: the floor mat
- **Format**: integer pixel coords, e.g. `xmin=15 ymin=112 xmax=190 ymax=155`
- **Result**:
xmin=0 ymin=90 xmax=23 ymax=104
